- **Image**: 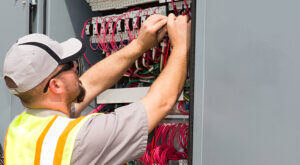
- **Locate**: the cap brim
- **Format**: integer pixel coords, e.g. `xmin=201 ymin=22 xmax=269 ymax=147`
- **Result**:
xmin=59 ymin=38 xmax=86 ymax=64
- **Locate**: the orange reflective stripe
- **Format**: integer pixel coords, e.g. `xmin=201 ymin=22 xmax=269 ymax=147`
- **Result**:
xmin=4 ymin=127 xmax=9 ymax=165
xmin=53 ymin=117 xmax=85 ymax=164
xmin=34 ymin=115 xmax=58 ymax=165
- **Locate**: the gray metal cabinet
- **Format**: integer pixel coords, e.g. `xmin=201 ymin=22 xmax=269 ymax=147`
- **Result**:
xmin=193 ymin=0 xmax=300 ymax=164
xmin=0 ymin=0 xmax=29 ymax=145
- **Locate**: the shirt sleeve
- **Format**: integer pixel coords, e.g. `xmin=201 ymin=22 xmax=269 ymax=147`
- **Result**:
xmin=71 ymin=101 xmax=148 ymax=165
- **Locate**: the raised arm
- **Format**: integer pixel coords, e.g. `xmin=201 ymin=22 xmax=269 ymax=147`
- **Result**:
xmin=141 ymin=14 xmax=191 ymax=133
xmin=75 ymin=14 xmax=168 ymax=116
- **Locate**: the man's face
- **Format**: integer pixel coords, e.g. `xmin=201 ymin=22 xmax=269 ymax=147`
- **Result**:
xmin=63 ymin=62 xmax=86 ymax=104
xmin=51 ymin=61 xmax=86 ymax=104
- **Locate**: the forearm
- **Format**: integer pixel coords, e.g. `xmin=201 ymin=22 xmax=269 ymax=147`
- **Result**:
xmin=75 ymin=40 xmax=143 ymax=115
xmin=80 ymin=39 xmax=143 ymax=90
xmin=151 ymin=47 xmax=188 ymax=105
xmin=142 ymin=46 xmax=188 ymax=132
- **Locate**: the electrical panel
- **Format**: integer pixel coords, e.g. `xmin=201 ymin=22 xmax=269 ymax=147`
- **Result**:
xmin=82 ymin=0 xmax=192 ymax=164
xmin=85 ymin=0 xmax=191 ymax=11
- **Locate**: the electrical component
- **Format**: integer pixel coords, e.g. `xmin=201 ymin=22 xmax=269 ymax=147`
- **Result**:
xmin=86 ymin=0 xmax=191 ymax=11
xmin=81 ymin=1 xmax=192 ymax=164
xmin=139 ymin=123 xmax=189 ymax=164
xmin=82 ymin=0 xmax=192 ymax=113
xmin=88 ymin=6 xmax=166 ymax=44
xmin=97 ymin=87 xmax=184 ymax=104
xmin=168 ymin=0 xmax=191 ymax=11
xmin=87 ymin=0 xmax=158 ymax=11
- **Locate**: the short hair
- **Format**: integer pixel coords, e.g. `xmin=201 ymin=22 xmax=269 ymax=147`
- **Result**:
xmin=4 ymin=66 xmax=60 ymax=105
xmin=4 ymin=76 xmax=46 ymax=104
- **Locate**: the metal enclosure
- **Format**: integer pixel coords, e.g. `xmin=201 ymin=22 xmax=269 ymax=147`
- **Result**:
xmin=193 ymin=0 xmax=300 ymax=164
xmin=0 ymin=0 xmax=29 ymax=145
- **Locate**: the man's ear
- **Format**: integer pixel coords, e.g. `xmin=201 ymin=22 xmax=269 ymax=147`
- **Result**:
xmin=48 ymin=78 xmax=64 ymax=94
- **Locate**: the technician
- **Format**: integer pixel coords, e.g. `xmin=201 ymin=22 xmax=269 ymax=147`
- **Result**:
xmin=3 ymin=13 xmax=190 ymax=164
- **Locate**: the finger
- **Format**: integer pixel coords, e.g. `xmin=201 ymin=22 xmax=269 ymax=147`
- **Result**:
xmin=157 ymin=26 xmax=168 ymax=42
xmin=177 ymin=15 xmax=189 ymax=22
xmin=167 ymin=13 xmax=176 ymax=24
xmin=152 ymin=18 xmax=168 ymax=32
xmin=146 ymin=14 xmax=167 ymax=24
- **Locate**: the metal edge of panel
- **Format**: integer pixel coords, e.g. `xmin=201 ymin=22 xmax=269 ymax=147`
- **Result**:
xmin=43 ymin=0 xmax=47 ymax=34
xmin=188 ymin=0 xmax=197 ymax=164
xmin=190 ymin=0 xmax=207 ymax=164
xmin=34 ymin=0 xmax=45 ymax=34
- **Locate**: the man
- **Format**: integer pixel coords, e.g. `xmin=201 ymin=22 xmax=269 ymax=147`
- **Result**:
xmin=3 ymin=13 xmax=190 ymax=164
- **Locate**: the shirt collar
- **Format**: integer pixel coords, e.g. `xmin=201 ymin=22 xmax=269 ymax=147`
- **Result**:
xmin=25 ymin=108 xmax=69 ymax=117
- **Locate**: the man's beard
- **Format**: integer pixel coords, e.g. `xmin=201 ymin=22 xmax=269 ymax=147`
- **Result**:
xmin=74 ymin=81 xmax=86 ymax=103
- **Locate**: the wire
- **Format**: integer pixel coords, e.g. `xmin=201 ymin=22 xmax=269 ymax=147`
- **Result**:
xmin=89 ymin=40 xmax=99 ymax=51
xmin=139 ymin=123 xmax=189 ymax=164
xmin=0 ymin=143 xmax=3 ymax=165
xmin=184 ymin=0 xmax=191 ymax=18
xmin=88 ymin=104 xmax=106 ymax=114
xmin=81 ymin=19 xmax=95 ymax=67
xmin=164 ymin=40 xmax=170 ymax=67
xmin=171 ymin=0 xmax=179 ymax=15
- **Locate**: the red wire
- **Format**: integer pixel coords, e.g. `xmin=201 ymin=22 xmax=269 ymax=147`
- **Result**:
xmin=96 ymin=16 xmax=109 ymax=54
xmin=184 ymin=0 xmax=191 ymax=18
xmin=88 ymin=104 xmax=106 ymax=114
xmin=83 ymin=53 xmax=92 ymax=66
xmin=139 ymin=123 xmax=189 ymax=164
xmin=89 ymin=39 xmax=99 ymax=51
xmin=81 ymin=19 xmax=92 ymax=39
xmin=133 ymin=9 xmax=144 ymax=39
xmin=111 ymin=16 xmax=120 ymax=51
xmin=178 ymin=101 xmax=189 ymax=115
xmin=111 ymin=13 xmax=126 ymax=51
xmin=81 ymin=19 xmax=94 ymax=66
xmin=107 ymin=15 xmax=118 ymax=52
xmin=153 ymin=6 xmax=160 ymax=14
xmin=150 ymin=126 xmax=158 ymax=164
xmin=164 ymin=40 xmax=170 ymax=67
xmin=171 ymin=0 xmax=179 ymax=15
xmin=103 ymin=16 xmax=115 ymax=53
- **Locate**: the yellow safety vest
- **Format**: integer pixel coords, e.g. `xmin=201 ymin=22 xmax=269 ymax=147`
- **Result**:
xmin=4 ymin=111 xmax=99 ymax=165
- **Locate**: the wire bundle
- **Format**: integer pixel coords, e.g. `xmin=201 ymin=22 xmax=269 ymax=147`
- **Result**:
xmin=81 ymin=0 xmax=192 ymax=82
xmin=90 ymin=6 xmax=161 ymax=54
xmin=81 ymin=7 xmax=171 ymax=80
xmin=139 ymin=123 xmax=189 ymax=165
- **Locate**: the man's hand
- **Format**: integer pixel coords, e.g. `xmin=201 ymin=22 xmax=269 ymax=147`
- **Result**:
xmin=136 ymin=14 xmax=168 ymax=53
xmin=167 ymin=13 xmax=191 ymax=51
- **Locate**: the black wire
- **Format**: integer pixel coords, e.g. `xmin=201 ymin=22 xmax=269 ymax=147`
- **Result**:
xmin=0 ymin=143 xmax=4 ymax=165
xmin=88 ymin=104 xmax=96 ymax=109
xmin=29 ymin=3 xmax=32 ymax=34
xmin=43 ymin=0 xmax=47 ymax=34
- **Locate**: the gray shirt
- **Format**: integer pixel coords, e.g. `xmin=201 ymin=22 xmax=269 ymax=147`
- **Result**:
xmin=26 ymin=101 xmax=148 ymax=165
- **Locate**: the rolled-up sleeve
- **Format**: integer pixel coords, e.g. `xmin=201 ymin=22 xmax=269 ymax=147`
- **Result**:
xmin=71 ymin=101 xmax=148 ymax=165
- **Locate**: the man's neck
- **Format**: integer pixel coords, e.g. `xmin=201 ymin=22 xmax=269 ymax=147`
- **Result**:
xmin=23 ymin=101 xmax=71 ymax=117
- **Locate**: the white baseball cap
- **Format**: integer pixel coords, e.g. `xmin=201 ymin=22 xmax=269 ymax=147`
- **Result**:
xmin=3 ymin=33 xmax=86 ymax=94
